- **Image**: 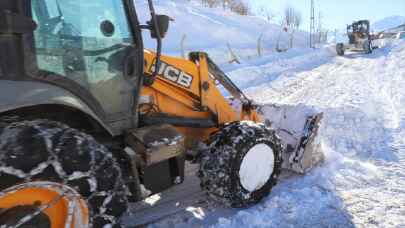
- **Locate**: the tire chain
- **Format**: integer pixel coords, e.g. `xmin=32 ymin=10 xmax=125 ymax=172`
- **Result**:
xmin=198 ymin=121 xmax=283 ymax=208
xmin=0 ymin=118 xmax=128 ymax=227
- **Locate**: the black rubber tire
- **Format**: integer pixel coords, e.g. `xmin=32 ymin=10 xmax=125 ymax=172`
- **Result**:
xmin=336 ymin=43 xmax=345 ymax=56
xmin=198 ymin=121 xmax=283 ymax=208
xmin=364 ymin=40 xmax=372 ymax=54
xmin=0 ymin=205 xmax=51 ymax=228
xmin=0 ymin=118 xmax=128 ymax=228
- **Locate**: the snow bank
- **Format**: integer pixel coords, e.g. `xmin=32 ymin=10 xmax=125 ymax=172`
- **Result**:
xmin=224 ymin=46 xmax=336 ymax=92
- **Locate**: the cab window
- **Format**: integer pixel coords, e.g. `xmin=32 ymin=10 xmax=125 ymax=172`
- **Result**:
xmin=32 ymin=0 xmax=136 ymax=115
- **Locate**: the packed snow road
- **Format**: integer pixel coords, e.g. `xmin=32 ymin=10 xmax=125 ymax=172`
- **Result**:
xmin=128 ymin=42 xmax=405 ymax=228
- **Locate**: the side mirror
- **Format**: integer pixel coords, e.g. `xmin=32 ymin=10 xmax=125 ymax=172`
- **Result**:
xmin=148 ymin=15 xmax=170 ymax=39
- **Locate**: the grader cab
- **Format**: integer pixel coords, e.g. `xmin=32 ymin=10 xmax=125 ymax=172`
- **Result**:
xmin=336 ymin=20 xmax=373 ymax=56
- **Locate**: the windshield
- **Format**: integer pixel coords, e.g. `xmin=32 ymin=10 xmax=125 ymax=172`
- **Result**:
xmin=31 ymin=0 xmax=137 ymax=115
xmin=32 ymin=0 xmax=132 ymax=39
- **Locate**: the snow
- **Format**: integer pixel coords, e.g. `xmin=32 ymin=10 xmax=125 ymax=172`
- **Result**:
xmin=2 ymin=0 xmax=404 ymax=227
xmin=135 ymin=0 xmax=309 ymax=65
xmin=146 ymin=38 xmax=405 ymax=227
xmin=211 ymin=41 xmax=405 ymax=228
xmin=239 ymin=144 xmax=274 ymax=192
xmin=130 ymin=1 xmax=405 ymax=227
xmin=372 ymin=16 xmax=405 ymax=32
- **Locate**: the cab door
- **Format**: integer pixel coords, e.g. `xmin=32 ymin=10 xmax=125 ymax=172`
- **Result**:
xmin=31 ymin=0 xmax=140 ymax=125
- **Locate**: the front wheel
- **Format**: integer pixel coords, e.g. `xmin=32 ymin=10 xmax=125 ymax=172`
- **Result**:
xmin=198 ymin=121 xmax=283 ymax=208
xmin=364 ymin=40 xmax=372 ymax=54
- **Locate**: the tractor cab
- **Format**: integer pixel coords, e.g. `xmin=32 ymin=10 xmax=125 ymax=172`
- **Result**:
xmin=0 ymin=0 xmax=170 ymax=134
xmin=31 ymin=0 xmax=143 ymax=119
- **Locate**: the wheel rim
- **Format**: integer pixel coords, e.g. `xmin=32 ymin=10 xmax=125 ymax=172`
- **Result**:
xmin=0 ymin=181 xmax=89 ymax=228
xmin=239 ymin=144 xmax=275 ymax=192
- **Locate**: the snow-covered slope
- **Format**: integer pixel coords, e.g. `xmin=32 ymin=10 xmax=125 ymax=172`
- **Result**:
xmin=135 ymin=0 xmax=309 ymax=64
xmin=372 ymin=15 xmax=405 ymax=32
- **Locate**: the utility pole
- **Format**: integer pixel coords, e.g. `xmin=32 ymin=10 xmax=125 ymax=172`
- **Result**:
xmin=334 ymin=29 xmax=338 ymax=44
xmin=318 ymin=11 xmax=322 ymax=44
xmin=310 ymin=0 xmax=315 ymax=48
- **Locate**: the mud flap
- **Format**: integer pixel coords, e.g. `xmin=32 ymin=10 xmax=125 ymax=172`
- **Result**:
xmin=259 ymin=104 xmax=324 ymax=173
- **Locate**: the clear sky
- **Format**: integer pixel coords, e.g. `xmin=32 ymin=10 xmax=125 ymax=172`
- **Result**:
xmin=249 ymin=0 xmax=405 ymax=31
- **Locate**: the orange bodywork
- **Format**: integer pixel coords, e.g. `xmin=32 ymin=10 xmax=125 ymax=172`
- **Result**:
xmin=141 ymin=50 xmax=260 ymax=146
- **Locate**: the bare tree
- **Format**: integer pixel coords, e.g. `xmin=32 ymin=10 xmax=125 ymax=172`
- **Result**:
xmin=292 ymin=11 xmax=302 ymax=47
xmin=199 ymin=0 xmax=250 ymax=16
xmin=221 ymin=0 xmax=232 ymax=10
xmin=229 ymin=0 xmax=250 ymax=16
xmin=201 ymin=0 xmax=219 ymax=8
xmin=283 ymin=6 xmax=302 ymax=48
xmin=258 ymin=7 xmax=276 ymax=23
xmin=276 ymin=18 xmax=288 ymax=52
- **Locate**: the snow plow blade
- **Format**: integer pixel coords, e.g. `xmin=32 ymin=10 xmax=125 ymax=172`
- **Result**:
xmin=259 ymin=104 xmax=324 ymax=173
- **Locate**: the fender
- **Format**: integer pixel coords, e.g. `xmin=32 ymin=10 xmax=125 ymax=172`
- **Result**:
xmin=0 ymin=80 xmax=114 ymax=135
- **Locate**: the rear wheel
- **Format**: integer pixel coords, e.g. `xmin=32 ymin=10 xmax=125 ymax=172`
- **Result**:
xmin=0 ymin=119 xmax=128 ymax=227
xmin=336 ymin=43 xmax=345 ymax=56
xmin=198 ymin=121 xmax=282 ymax=208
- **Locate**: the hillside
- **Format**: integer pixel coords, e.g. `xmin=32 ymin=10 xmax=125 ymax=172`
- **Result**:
xmin=372 ymin=15 xmax=405 ymax=32
xmin=134 ymin=0 xmax=309 ymax=64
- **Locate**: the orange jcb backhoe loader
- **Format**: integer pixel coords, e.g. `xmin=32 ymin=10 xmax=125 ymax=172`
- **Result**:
xmin=0 ymin=0 xmax=323 ymax=227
